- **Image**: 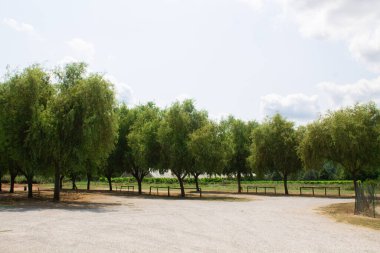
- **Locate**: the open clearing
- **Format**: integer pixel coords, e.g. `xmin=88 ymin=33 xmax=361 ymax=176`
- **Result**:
xmin=0 ymin=192 xmax=379 ymax=253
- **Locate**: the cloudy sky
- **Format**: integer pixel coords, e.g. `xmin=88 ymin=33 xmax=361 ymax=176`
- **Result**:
xmin=1 ymin=0 xmax=380 ymax=124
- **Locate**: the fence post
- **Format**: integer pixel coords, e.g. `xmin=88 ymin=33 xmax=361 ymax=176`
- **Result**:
xmin=168 ymin=187 xmax=170 ymax=197
xmin=149 ymin=186 xmax=152 ymax=195
xmin=200 ymin=188 xmax=202 ymax=198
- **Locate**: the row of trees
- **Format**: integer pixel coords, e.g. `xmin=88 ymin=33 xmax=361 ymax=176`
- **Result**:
xmin=0 ymin=63 xmax=118 ymax=200
xmin=1 ymin=63 xmax=380 ymax=201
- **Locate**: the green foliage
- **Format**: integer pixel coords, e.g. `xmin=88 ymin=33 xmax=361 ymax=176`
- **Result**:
xmin=249 ymin=114 xmax=301 ymax=194
xmin=299 ymin=103 xmax=380 ymax=182
xmin=99 ymin=176 xmax=353 ymax=185
xmin=157 ymin=100 xmax=207 ymax=178
xmin=52 ymin=63 xmax=118 ymax=189
xmin=105 ymin=104 xmax=134 ymax=180
xmin=222 ymin=116 xmax=256 ymax=176
xmin=127 ymin=103 xmax=162 ymax=176
xmin=188 ymin=121 xmax=231 ymax=176
xmin=0 ymin=65 xmax=54 ymax=197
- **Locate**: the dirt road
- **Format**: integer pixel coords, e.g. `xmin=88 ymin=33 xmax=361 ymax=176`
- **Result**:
xmin=0 ymin=194 xmax=379 ymax=252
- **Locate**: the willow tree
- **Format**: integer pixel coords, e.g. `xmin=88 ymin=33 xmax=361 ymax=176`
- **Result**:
xmin=127 ymin=102 xmax=162 ymax=194
xmin=222 ymin=116 xmax=257 ymax=193
xmin=299 ymin=103 xmax=380 ymax=206
xmin=104 ymin=104 xmax=133 ymax=191
xmin=158 ymin=100 xmax=206 ymax=197
xmin=188 ymin=121 xmax=232 ymax=191
xmin=0 ymin=80 xmax=21 ymax=193
xmin=52 ymin=63 xmax=117 ymax=200
xmin=0 ymin=82 xmax=7 ymax=191
xmin=250 ymin=114 xmax=301 ymax=195
xmin=0 ymin=65 xmax=54 ymax=198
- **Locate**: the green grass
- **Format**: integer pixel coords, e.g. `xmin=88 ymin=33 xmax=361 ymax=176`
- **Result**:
xmin=51 ymin=179 xmax=358 ymax=196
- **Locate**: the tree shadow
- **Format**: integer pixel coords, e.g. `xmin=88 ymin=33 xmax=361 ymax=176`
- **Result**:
xmin=0 ymin=191 xmax=121 ymax=213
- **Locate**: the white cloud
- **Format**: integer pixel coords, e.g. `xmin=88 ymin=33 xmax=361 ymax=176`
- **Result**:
xmin=3 ymin=18 xmax=34 ymax=34
xmin=2 ymin=18 xmax=42 ymax=40
xmin=260 ymin=93 xmax=319 ymax=122
xmin=318 ymin=76 xmax=380 ymax=107
xmin=238 ymin=0 xmax=264 ymax=11
xmin=278 ymin=0 xmax=380 ymax=72
xmin=104 ymin=74 xmax=134 ymax=105
xmin=66 ymin=38 xmax=95 ymax=62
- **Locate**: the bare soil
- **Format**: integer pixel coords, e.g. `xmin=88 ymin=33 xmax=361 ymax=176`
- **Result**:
xmin=1 ymin=188 xmax=379 ymax=253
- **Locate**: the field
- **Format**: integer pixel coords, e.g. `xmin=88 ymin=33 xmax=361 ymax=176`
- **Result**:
xmin=62 ymin=178 xmax=357 ymax=197
xmin=0 ymin=187 xmax=379 ymax=253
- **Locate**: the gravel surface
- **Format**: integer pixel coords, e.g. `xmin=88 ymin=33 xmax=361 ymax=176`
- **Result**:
xmin=0 ymin=194 xmax=379 ymax=253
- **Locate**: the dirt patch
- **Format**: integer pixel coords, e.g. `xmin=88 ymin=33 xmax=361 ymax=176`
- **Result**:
xmin=0 ymin=190 xmax=121 ymax=210
xmin=319 ymin=202 xmax=380 ymax=230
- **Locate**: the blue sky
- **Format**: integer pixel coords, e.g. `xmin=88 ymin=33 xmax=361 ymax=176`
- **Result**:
xmin=1 ymin=0 xmax=379 ymax=124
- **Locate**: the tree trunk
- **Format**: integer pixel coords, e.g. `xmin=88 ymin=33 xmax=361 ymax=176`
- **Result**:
xmin=53 ymin=164 xmax=61 ymax=201
xmin=26 ymin=175 xmax=33 ymax=199
xmin=353 ymin=179 xmax=359 ymax=214
xmin=137 ymin=179 xmax=142 ymax=194
xmin=178 ymin=176 xmax=185 ymax=198
xmin=0 ymin=175 xmax=2 ymax=191
xmin=87 ymin=173 xmax=91 ymax=191
xmin=10 ymin=171 xmax=17 ymax=193
xmin=59 ymin=175 xmax=64 ymax=190
xmin=283 ymin=173 xmax=289 ymax=195
xmin=237 ymin=172 xmax=242 ymax=193
xmin=71 ymin=175 xmax=77 ymax=190
xmin=194 ymin=173 xmax=200 ymax=192
xmin=107 ymin=176 xmax=112 ymax=191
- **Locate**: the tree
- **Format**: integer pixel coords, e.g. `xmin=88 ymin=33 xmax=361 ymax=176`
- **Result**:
xmin=250 ymin=114 xmax=301 ymax=195
xmin=158 ymin=100 xmax=206 ymax=197
xmin=51 ymin=63 xmax=117 ymax=200
xmin=104 ymin=104 xmax=133 ymax=191
xmin=78 ymin=74 xmax=118 ymax=191
xmin=0 ymin=80 xmax=21 ymax=193
xmin=1 ymin=65 xmax=54 ymax=198
xmin=299 ymin=103 xmax=380 ymax=211
xmin=222 ymin=116 xmax=256 ymax=193
xmin=127 ymin=102 xmax=161 ymax=194
xmin=188 ymin=121 xmax=232 ymax=191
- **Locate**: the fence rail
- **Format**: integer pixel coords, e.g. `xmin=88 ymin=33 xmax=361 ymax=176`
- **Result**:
xmin=246 ymin=186 xmax=276 ymax=195
xmin=149 ymin=186 xmax=202 ymax=197
xmin=299 ymin=186 xmax=340 ymax=196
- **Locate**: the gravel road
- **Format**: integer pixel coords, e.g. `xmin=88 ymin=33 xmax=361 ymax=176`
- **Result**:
xmin=0 ymin=194 xmax=379 ymax=253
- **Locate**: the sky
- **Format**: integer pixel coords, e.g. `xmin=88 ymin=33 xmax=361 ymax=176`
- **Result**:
xmin=1 ymin=0 xmax=380 ymax=124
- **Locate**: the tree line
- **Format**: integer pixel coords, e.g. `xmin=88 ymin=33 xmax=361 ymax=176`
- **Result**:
xmin=0 ymin=63 xmax=379 ymax=201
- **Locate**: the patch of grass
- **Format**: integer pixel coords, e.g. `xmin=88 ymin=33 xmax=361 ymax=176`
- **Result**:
xmin=319 ymin=202 xmax=380 ymax=230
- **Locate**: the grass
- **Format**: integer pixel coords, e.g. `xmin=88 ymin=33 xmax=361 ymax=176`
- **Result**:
xmin=56 ymin=180 xmax=356 ymax=197
xmin=2 ymin=177 xmax=373 ymax=197
xmin=319 ymin=202 xmax=380 ymax=230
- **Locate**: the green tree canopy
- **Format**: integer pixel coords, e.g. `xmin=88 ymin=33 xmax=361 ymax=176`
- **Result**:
xmin=127 ymin=102 xmax=162 ymax=194
xmin=222 ymin=116 xmax=257 ymax=193
xmin=250 ymin=113 xmax=301 ymax=194
xmin=298 ymin=102 xmax=380 ymax=203
xmin=51 ymin=63 xmax=118 ymax=200
xmin=0 ymin=65 xmax=54 ymax=198
xmin=157 ymin=99 xmax=207 ymax=197
xmin=188 ymin=120 xmax=232 ymax=191
xmin=104 ymin=104 xmax=134 ymax=191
